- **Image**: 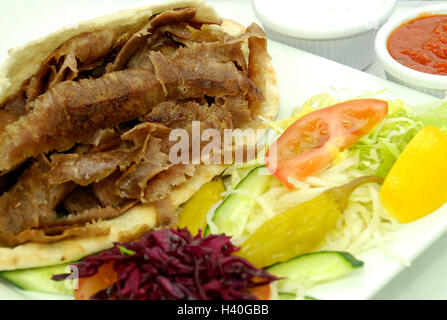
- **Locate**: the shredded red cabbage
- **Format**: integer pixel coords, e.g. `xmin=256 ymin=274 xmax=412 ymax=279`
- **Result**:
xmin=53 ymin=228 xmax=278 ymax=300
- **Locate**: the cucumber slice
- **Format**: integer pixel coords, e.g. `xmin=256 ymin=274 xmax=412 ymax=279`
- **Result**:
xmin=278 ymin=292 xmax=296 ymax=300
xmin=205 ymin=166 xmax=272 ymax=237
xmin=278 ymin=292 xmax=317 ymax=300
xmin=0 ymin=263 xmax=74 ymax=295
xmin=266 ymin=251 xmax=363 ymax=290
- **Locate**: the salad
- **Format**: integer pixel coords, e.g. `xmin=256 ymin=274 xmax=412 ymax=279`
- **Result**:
xmin=2 ymin=91 xmax=447 ymax=300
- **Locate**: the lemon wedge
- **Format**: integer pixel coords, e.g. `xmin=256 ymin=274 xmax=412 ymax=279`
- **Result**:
xmin=380 ymin=125 xmax=447 ymax=223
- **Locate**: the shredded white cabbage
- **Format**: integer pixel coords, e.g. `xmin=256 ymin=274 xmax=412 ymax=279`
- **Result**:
xmin=205 ymin=199 xmax=224 ymax=235
xmin=225 ymin=154 xmax=401 ymax=299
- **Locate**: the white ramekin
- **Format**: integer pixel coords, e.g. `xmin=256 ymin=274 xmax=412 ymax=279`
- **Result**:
xmin=375 ymin=4 xmax=447 ymax=98
xmin=252 ymin=0 xmax=397 ymax=70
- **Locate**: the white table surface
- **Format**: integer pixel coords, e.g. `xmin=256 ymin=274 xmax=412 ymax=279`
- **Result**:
xmin=0 ymin=0 xmax=446 ymax=300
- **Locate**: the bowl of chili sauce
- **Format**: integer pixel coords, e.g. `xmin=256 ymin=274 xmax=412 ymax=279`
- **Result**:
xmin=375 ymin=4 xmax=447 ymax=98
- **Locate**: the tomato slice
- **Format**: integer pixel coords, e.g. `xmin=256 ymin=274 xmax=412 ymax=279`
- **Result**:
xmin=266 ymin=99 xmax=388 ymax=189
xmin=74 ymin=262 xmax=117 ymax=300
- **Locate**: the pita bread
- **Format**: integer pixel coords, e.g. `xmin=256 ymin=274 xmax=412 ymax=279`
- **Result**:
xmin=0 ymin=0 xmax=278 ymax=270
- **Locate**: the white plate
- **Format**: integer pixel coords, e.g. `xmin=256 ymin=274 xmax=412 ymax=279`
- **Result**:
xmin=0 ymin=0 xmax=443 ymax=300
xmin=268 ymin=41 xmax=442 ymax=300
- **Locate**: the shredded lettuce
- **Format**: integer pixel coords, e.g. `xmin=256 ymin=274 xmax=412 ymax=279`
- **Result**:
xmin=258 ymin=93 xmax=447 ymax=180
xmin=351 ymin=96 xmax=447 ymax=178
xmin=350 ymin=99 xmax=423 ymax=178
xmin=413 ymin=95 xmax=447 ymax=134
xmin=230 ymin=91 xmax=447 ymax=187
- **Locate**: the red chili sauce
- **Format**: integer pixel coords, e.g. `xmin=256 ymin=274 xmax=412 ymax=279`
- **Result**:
xmin=387 ymin=15 xmax=447 ymax=75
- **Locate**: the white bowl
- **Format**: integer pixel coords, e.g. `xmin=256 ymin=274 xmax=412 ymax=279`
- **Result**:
xmin=375 ymin=4 xmax=447 ymax=98
xmin=252 ymin=0 xmax=397 ymax=70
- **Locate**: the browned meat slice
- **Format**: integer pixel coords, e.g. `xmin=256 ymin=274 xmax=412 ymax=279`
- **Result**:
xmin=223 ymin=94 xmax=253 ymax=128
xmin=149 ymin=51 xmax=261 ymax=99
xmin=126 ymin=22 xmax=194 ymax=71
xmin=1 ymin=90 xmax=27 ymax=116
xmin=126 ymin=42 xmax=157 ymax=71
xmin=0 ymin=161 xmax=75 ymax=240
xmin=48 ymin=148 xmax=140 ymax=186
xmin=24 ymin=29 xmax=124 ymax=102
xmin=0 ymin=111 xmax=18 ymax=133
xmin=174 ymin=21 xmax=267 ymax=74
xmin=159 ymin=24 xmax=192 ymax=40
xmin=109 ymin=7 xmax=196 ymax=72
xmin=116 ymin=139 xmax=171 ymax=200
xmin=48 ymin=122 xmax=171 ymax=188
xmin=127 ymin=34 xmax=179 ymax=70
xmin=0 ymin=55 xmax=255 ymax=173
xmin=83 ymin=128 xmax=118 ymax=147
xmin=62 ymin=187 xmax=101 ymax=214
xmin=145 ymin=100 xmax=234 ymax=157
xmin=54 ymin=29 xmax=123 ymax=68
xmin=120 ymin=121 xmax=170 ymax=149
xmin=0 ymin=165 xmax=137 ymax=247
xmin=0 ymin=91 xmax=28 ymax=134
xmin=184 ymin=41 xmax=248 ymax=74
xmin=91 ymin=171 xmax=123 ymax=207
xmin=146 ymin=99 xmax=235 ymax=165
xmin=143 ymin=164 xmax=196 ymax=203
xmin=116 ymin=122 xmax=172 ymax=200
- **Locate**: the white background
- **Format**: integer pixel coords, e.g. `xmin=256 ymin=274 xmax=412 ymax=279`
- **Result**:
xmin=0 ymin=0 xmax=446 ymax=300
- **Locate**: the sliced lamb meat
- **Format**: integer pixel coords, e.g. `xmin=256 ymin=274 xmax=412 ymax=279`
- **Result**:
xmin=159 ymin=23 xmax=192 ymax=40
xmin=83 ymin=128 xmax=118 ymax=147
xmin=91 ymin=171 xmax=124 ymax=208
xmin=185 ymin=42 xmax=248 ymax=73
xmin=0 ymin=161 xmax=75 ymax=238
xmin=24 ymin=29 xmax=124 ymax=102
xmin=149 ymin=51 xmax=261 ymax=99
xmin=126 ymin=42 xmax=156 ymax=71
xmin=0 ymin=8 xmax=269 ymax=247
xmin=116 ymin=158 xmax=171 ymax=200
xmin=0 ymin=55 xmax=257 ymax=173
xmin=1 ymin=90 xmax=27 ymax=117
xmin=145 ymin=100 xmax=233 ymax=130
xmin=0 ymin=91 xmax=28 ymax=134
xmin=0 ymin=111 xmax=18 ymax=133
xmin=62 ymin=187 xmax=101 ymax=215
xmin=126 ymin=23 xmax=192 ymax=71
xmin=108 ymin=7 xmax=196 ymax=72
xmin=223 ymin=94 xmax=253 ymax=128
xmin=48 ymin=148 xmax=140 ymax=186
xmin=48 ymin=122 xmax=170 ymax=188
xmin=142 ymin=164 xmax=196 ymax=203
xmin=120 ymin=121 xmax=170 ymax=150
xmin=145 ymin=99 xmax=233 ymax=166
xmin=116 ymin=122 xmax=172 ymax=200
